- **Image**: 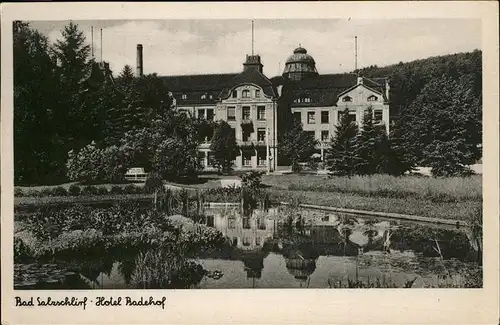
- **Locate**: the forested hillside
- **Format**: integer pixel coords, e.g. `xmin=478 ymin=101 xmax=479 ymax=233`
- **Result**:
xmin=357 ymin=50 xmax=482 ymax=117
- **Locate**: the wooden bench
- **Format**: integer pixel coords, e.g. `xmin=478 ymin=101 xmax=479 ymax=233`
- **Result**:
xmin=124 ymin=167 xmax=149 ymax=182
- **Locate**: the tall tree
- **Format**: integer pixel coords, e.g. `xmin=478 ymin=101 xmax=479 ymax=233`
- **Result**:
xmin=354 ymin=106 xmax=378 ymax=175
xmin=403 ymin=75 xmax=482 ymax=176
xmin=210 ymin=121 xmax=238 ymax=173
xmin=13 ymin=21 xmax=61 ymax=184
xmin=53 ymin=21 xmax=92 ymax=151
xmin=279 ymin=119 xmax=318 ymax=173
xmin=325 ymin=107 xmax=358 ymax=176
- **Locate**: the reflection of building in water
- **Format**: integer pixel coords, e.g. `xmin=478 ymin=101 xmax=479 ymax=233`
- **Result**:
xmin=206 ymin=206 xmax=277 ymax=250
xmin=282 ymin=245 xmax=319 ymax=288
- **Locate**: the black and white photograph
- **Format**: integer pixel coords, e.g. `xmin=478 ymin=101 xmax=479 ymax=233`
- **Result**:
xmin=2 ymin=2 xmax=499 ymax=324
xmin=10 ymin=17 xmax=485 ymax=290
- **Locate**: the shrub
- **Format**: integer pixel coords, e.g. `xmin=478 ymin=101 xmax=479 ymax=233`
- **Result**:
xmin=66 ymin=142 xmax=129 ymax=184
xmin=144 ymin=172 xmax=164 ymax=194
xmin=110 ymin=185 xmax=124 ymax=195
xmin=124 ymin=184 xmax=140 ymax=194
xmin=241 ymin=171 xmax=265 ymax=190
xmin=68 ymin=184 xmax=81 ymax=196
xmin=52 ymin=186 xmax=68 ymax=197
xmin=82 ymin=185 xmax=99 ymax=196
xmin=97 ymin=187 xmax=109 ymax=195
xmin=40 ymin=188 xmax=53 ymax=197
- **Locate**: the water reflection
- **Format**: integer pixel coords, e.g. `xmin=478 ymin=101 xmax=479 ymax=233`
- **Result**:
xmin=14 ymin=207 xmax=482 ymax=289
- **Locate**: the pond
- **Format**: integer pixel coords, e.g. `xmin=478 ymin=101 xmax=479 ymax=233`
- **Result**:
xmin=14 ymin=205 xmax=482 ymax=289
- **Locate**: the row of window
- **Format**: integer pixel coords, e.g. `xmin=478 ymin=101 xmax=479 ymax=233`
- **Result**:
xmin=227 ymin=217 xmax=267 ymax=230
xmin=294 ymin=97 xmax=312 ymax=103
xmin=227 ymin=106 xmax=266 ymax=121
xmin=180 ymin=93 xmax=378 ymax=103
xmin=341 ymin=95 xmax=378 ymax=102
xmin=294 ymin=110 xmax=383 ymax=124
xmin=199 ymin=149 xmax=267 ymax=167
xmin=232 ymin=89 xmax=261 ymax=99
xmin=197 ymin=108 xmax=214 ymax=120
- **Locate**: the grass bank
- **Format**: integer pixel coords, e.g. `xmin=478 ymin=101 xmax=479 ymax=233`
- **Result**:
xmin=263 ymin=174 xmax=482 ymax=222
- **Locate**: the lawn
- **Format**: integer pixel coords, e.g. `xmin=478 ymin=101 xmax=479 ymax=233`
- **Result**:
xmin=14 ymin=173 xmax=482 ymax=222
xmin=262 ymin=174 xmax=482 ymax=222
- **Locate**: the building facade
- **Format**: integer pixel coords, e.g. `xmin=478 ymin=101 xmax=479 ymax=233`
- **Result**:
xmin=140 ymin=44 xmax=390 ymax=170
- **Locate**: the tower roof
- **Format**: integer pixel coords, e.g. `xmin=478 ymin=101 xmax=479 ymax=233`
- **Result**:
xmin=283 ymin=46 xmax=318 ymax=81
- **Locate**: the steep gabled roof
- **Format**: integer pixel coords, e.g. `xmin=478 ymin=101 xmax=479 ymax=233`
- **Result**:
xmin=219 ymin=68 xmax=278 ymax=99
xmin=281 ymin=73 xmax=388 ymax=107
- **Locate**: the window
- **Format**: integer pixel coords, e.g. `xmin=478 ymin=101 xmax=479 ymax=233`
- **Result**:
xmin=232 ymin=90 xmax=237 ymax=98
xmin=242 ymin=130 xmax=251 ymax=142
xmin=321 ymin=130 xmax=329 ymax=141
xmin=304 ymin=97 xmax=311 ymax=103
xmin=207 ymin=216 xmax=214 ymax=227
xmin=243 ymin=151 xmax=252 ymax=166
xmin=293 ymin=111 xmax=301 ymax=122
xmin=227 ymin=107 xmax=236 ymax=121
xmin=242 ymin=106 xmax=251 ymax=120
xmin=255 ymin=89 xmax=261 ymax=98
xmin=198 ymin=109 xmax=205 ymax=119
xmin=306 ymin=131 xmax=315 ymax=139
xmin=243 ymin=217 xmax=251 ymax=229
xmin=201 ymin=94 xmax=207 ymax=100
xmin=258 ymin=217 xmax=266 ymax=230
xmin=181 ymin=94 xmax=187 ymax=100
xmin=338 ymin=111 xmax=356 ymax=124
xmin=209 ymin=94 xmax=213 ymax=100
xmin=228 ymin=218 xmax=236 ymax=229
xmin=368 ymin=95 xmax=378 ymax=102
xmin=206 ymin=109 xmax=214 ymax=121
xmin=198 ymin=152 xmax=206 ymax=167
xmin=243 ymin=237 xmax=251 ymax=246
xmin=257 ymin=128 xmax=266 ymax=142
xmin=321 ymin=111 xmax=329 ymax=124
xmin=255 ymin=237 xmax=261 ymax=246
xmin=207 ymin=152 xmax=215 ymax=165
xmin=374 ymin=110 xmax=383 ymax=122
xmin=242 ymin=89 xmax=250 ymax=98
xmin=342 ymin=96 xmax=352 ymax=102
xmin=307 ymin=111 xmax=316 ymax=124
xmin=258 ymin=151 xmax=266 ymax=166
xmin=257 ymin=106 xmax=266 ymax=120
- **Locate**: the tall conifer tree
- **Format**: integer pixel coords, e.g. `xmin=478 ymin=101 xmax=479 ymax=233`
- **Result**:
xmin=325 ymin=107 xmax=358 ymax=176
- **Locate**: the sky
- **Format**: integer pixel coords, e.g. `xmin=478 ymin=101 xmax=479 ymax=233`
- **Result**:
xmin=29 ymin=19 xmax=481 ymax=77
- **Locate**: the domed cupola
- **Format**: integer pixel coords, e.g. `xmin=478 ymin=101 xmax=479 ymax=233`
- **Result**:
xmin=282 ymin=46 xmax=319 ymax=81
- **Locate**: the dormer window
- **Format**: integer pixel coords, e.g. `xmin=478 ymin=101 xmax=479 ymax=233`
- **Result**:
xmin=232 ymin=90 xmax=237 ymax=98
xmin=181 ymin=94 xmax=187 ymax=100
xmin=367 ymin=95 xmax=378 ymax=102
xmin=255 ymin=89 xmax=261 ymax=98
xmin=209 ymin=94 xmax=213 ymax=99
xmin=294 ymin=97 xmax=311 ymax=103
xmin=242 ymin=89 xmax=250 ymax=98
xmin=342 ymin=96 xmax=352 ymax=102
xmin=201 ymin=94 xmax=207 ymax=99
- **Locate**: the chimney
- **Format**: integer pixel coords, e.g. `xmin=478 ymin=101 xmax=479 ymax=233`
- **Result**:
xmin=136 ymin=44 xmax=143 ymax=77
xmin=243 ymin=54 xmax=263 ymax=74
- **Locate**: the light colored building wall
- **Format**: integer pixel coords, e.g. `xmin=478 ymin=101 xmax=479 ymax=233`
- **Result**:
xmin=291 ymin=84 xmax=390 ymax=161
xmin=336 ymin=84 xmax=390 ymax=134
